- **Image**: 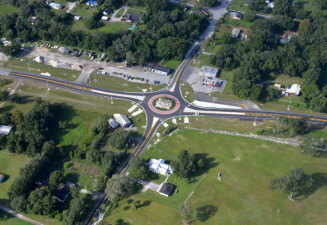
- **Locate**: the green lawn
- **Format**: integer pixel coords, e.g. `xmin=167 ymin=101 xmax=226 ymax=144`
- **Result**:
xmin=274 ymin=74 xmax=303 ymax=86
xmin=0 ymin=150 xmax=31 ymax=205
xmin=115 ymin=8 xmax=125 ymax=18
xmin=0 ymin=3 xmax=17 ymax=15
xmin=181 ymin=82 xmax=195 ymax=103
xmin=108 ymin=129 xmax=327 ymax=225
xmin=4 ymin=59 xmax=81 ymax=81
xmin=71 ymin=4 xmax=97 ymax=18
xmin=99 ymin=22 xmax=131 ymax=34
xmin=0 ymin=209 xmax=31 ymax=225
xmin=89 ymin=74 xmax=167 ymax=92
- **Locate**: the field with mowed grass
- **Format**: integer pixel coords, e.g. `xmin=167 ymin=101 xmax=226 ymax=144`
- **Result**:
xmin=0 ymin=209 xmax=31 ymax=225
xmin=107 ymin=129 xmax=327 ymax=225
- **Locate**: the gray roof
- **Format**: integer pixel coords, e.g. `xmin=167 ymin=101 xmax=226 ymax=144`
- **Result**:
xmin=146 ymin=63 xmax=170 ymax=73
xmin=126 ymin=13 xmax=143 ymax=23
xmin=232 ymin=28 xmax=242 ymax=37
xmin=159 ymin=183 xmax=174 ymax=196
xmin=198 ymin=65 xmax=219 ymax=77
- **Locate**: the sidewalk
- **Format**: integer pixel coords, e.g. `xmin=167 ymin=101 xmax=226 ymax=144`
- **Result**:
xmin=0 ymin=205 xmax=43 ymax=225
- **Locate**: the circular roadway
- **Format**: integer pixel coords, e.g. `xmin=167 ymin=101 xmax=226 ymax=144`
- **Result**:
xmin=148 ymin=94 xmax=180 ymax=115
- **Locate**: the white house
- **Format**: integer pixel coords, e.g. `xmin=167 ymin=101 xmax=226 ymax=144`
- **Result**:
xmin=149 ymin=158 xmax=172 ymax=175
xmin=286 ymin=84 xmax=301 ymax=96
xmin=113 ymin=114 xmax=131 ymax=128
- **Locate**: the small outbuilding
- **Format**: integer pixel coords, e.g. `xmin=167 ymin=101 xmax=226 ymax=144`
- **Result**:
xmin=101 ymin=16 xmax=109 ymax=21
xmin=113 ymin=114 xmax=131 ymax=128
xmin=0 ymin=174 xmax=5 ymax=183
xmin=198 ymin=65 xmax=219 ymax=77
xmin=103 ymin=7 xmax=113 ymax=15
xmin=54 ymin=185 xmax=71 ymax=203
xmin=159 ymin=183 xmax=174 ymax=197
xmin=231 ymin=28 xmax=242 ymax=38
xmin=34 ymin=56 xmax=44 ymax=63
xmin=229 ymin=12 xmax=243 ymax=20
xmin=49 ymin=2 xmax=65 ymax=10
xmin=0 ymin=125 xmax=12 ymax=136
xmin=108 ymin=118 xmax=119 ymax=129
xmin=74 ymin=16 xmax=82 ymax=21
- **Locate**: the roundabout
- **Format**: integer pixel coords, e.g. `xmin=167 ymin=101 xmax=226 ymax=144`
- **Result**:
xmin=148 ymin=94 xmax=180 ymax=115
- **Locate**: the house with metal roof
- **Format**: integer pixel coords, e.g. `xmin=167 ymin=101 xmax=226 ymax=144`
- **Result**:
xmin=149 ymin=158 xmax=172 ymax=175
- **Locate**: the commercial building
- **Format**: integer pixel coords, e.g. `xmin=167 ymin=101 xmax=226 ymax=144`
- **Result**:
xmin=146 ymin=63 xmax=170 ymax=76
xmin=149 ymin=158 xmax=172 ymax=175
xmin=113 ymin=114 xmax=131 ymax=128
xmin=198 ymin=65 xmax=219 ymax=77
xmin=0 ymin=125 xmax=12 ymax=136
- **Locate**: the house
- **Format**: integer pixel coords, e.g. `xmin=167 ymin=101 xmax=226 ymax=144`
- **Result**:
xmin=126 ymin=13 xmax=143 ymax=23
xmin=103 ymin=7 xmax=113 ymax=15
xmin=146 ymin=63 xmax=170 ymax=76
xmin=149 ymin=158 xmax=172 ymax=175
xmin=108 ymin=118 xmax=119 ymax=129
xmin=231 ymin=28 xmax=242 ymax=38
xmin=0 ymin=125 xmax=12 ymax=136
xmin=229 ymin=12 xmax=242 ymax=20
xmin=198 ymin=65 xmax=219 ymax=77
xmin=101 ymin=16 xmax=109 ymax=21
xmin=0 ymin=174 xmax=5 ymax=183
xmin=113 ymin=114 xmax=131 ymax=128
xmin=274 ymin=83 xmax=281 ymax=89
xmin=74 ymin=16 xmax=81 ymax=21
xmin=286 ymin=84 xmax=301 ymax=96
xmin=54 ymin=185 xmax=71 ymax=203
xmin=159 ymin=183 xmax=174 ymax=197
xmin=280 ymin=30 xmax=299 ymax=43
xmin=49 ymin=2 xmax=65 ymax=10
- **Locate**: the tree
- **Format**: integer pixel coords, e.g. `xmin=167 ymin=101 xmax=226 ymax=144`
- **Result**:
xmin=300 ymin=133 xmax=327 ymax=157
xmin=179 ymin=202 xmax=193 ymax=224
xmin=10 ymin=109 xmax=23 ymax=125
xmin=105 ymin=175 xmax=140 ymax=199
xmin=2 ymin=42 xmax=22 ymax=56
xmin=129 ymin=157 xmax=152 ymax=180
xmin=49 ymin=170 xmax=63 ymax=189
xmin=92 ymin=116 xmax=108 ymax=134
xmin=298 ymin=19 xmax=311 ymax=35
xmin=273 ymin=0 xmax=294 ymax=17
xmin=171 ymin=150 xmax=196 ymax=178
xmin=84 ymin=17 xmax=98 ymax=30
xmin=102 ymin=151 xmax=119 ymax=176
xmin=10 ymin=196 xmax=26 ymax=212
xmin=244 ymin=11 xmax=257 ymax=22
xmin=27 ymin=187 xmax=56 ymax=215
xmin=270 ymin=168 xmax=313 ymax=199
xmin=109 ymin=129 xmax=129 ymax=149
xmin=62 ymin=195 xmax=89 ymax=225
xmin=275 ymin=117 xmax=308 ymax=136
xmin=197 ymin=159 xmax=204 ymax=169
xmin=9 ymin=93 xmax=22 ymax=103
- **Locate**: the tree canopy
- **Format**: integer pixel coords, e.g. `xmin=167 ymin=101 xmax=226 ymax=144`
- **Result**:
xmin=171 ymin=150 xmax=196 ymax=178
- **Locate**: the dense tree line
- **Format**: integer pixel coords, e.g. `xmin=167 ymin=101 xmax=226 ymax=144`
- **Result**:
xmin=212 ymin=12 xmax=327 ymax=112
xmin=0 ymin=0 xmax=209 ymax=65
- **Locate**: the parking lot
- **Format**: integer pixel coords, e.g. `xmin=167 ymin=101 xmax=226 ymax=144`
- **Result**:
xmin=187 ymin=67 xmax=227 ymax=93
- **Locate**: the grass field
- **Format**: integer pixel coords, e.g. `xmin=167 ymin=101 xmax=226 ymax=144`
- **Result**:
xmin=4 ymin=59 xmax=81 ymax=81
xmin=107 ymin=129 xmax=327 ymax=225
xmin=0 ymin=209 xmax=31 ymax=225
xmin=89 ymin=74 xmax=167 ymax=92
xmin=99 ymin=22 xmax=131 ymax=34
xmin=0 ymin=3 xmax=17 ymax=15
xmin=115 ymin=8 xmax=125 ymax=18
xmin=0 ymin=150 xmax=31 ymax=205
xmin=181 ymin=82 xmax=195 ymax=103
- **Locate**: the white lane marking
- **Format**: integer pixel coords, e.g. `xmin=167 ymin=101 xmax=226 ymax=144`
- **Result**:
xmin=91 ymin=89 xmax=145 ymax=101
xmin=183 ymin=107 xmax=245 ymax=115
xmin=192 ymin=100 xmax=242 ymax=110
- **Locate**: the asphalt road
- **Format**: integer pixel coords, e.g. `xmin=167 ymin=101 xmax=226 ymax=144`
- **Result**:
xmin=4 ymin=39 xmax=327 ymax=225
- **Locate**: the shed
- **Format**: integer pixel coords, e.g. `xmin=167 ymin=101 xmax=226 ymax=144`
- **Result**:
xmin=108 ymin=118 xmax=119 ymax=129
xmin=103 ymin=7 xmax=113 ymax=15
xmin=101 ymin=16 xmax=109 ymax=21
xmin=113 ymin=114 xmax=131 ymax=128
xmin=198 ymin=65 xmax=219 ymax=77
xmin=58 ymin=47 xmax=69 ymax=54
xmin=231 ymin=28 xmax=242 ymax=38
xmin=34 ymin=56 xmax=44 ymax=63
xmin=159 ymin=183 xmax=174 ymax=197
xmin=74 ymin=16 xmax=81 ymax=21
xmin=0 ymin=174 xmax=5 ymax=183
xmin=0 ymin=125 xmax=12 ymax=136
xmin=49 ymin=2 xmax=64 ymax=10
xmin=229 ymin=12 xmax=242 ymax=20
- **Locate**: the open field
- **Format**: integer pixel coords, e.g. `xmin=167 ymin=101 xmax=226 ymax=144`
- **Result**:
xmin=89 ymin=74 xmax=167 ymax=92
xmin=0 ymin=3 xmax=17 ymax=15
xmin=181 ymin=82 xmax=195 ymax=103
xmin=108 ymin=129 xmax=327 ymax=225
xmin=0 ymin=209 xmax=31 ymax=225
xmin=3 ymin=59 xmax=81 ymax=81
